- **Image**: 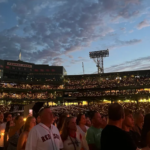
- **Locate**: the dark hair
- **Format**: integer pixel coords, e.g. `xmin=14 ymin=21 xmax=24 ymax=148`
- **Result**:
xmin=108 ymin=103 xmax=124 ymax=121
xmin=6 ymin=113 xmax=12 ymax=118
xmin=5 ymin=121 xmax=11 ymax=132
xmin=3 ymin=113 xmax=12 ymax=122
xmin=134 ymin=111 xmax=143 ymax=119
xmin=90 ymin=111 xmax=98 ymax=120
xmin=141 ymin=114 xmax=150 ymax=148
xmin=76 ymin=114 xmax=85 ymax=125
xmin=57 ymin=114 xmax=67 ymax=131
xmin=124 ymin=109 xmax=132 ymax=116
xmin=15 ymin=115 xmax=23 ymax=121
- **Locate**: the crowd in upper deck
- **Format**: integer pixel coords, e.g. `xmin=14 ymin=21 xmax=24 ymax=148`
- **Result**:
xmin=65 ymin=76 xmax=150 ymax=89
xmin=0 ymin=92 xmax=62 ymax=100
xmin=0 ymin=83 xmax=63 ymax=90
xmin=1 ymin=76 xmax=150 ymax=91
xmin=66 ymin=89 xmax=150 ymax=97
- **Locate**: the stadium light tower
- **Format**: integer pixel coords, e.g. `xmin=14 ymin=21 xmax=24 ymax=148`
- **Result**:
xmin=89 ymin=49 xmax=109 ymax=74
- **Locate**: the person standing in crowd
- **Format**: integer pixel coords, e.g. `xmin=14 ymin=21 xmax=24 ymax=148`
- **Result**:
xmin=17 ymin=116 xmax=36 ymax=150
xmin=5 ymin=113 xmax=12 ymax=123
xmin=86 ymin=117 xmax=91 ymax=127
xmin=0 ymin=112 xmax=6 ymax=150
xmin=4 ymin=113 xmax=13 ymax=150
xmin=122 ymin=109 xmax=140 ymax=149
xmin=52 ymin=114 xmax=58 ymax=127
xmin=133 ymin=111 xmax=144 ymax=137
xmin=101 ymin=103 xmax=137 ymax=150
xmin=76 ymin=114 xmax=89 ymax=137
xmin=141 ymin=114 xmax=150 ymax=148
xmin=25 ymin=107 xmax=63 ymax=150
xmin=142 ymin=131 xmax=150 ymax=150
xmin=12 ymin=116 xmax=16 ymax=122
xmin=60 ymin=117 xmax=89 ymax=150
xmin=86 ymin=111 xmax=103 ymax=150
xmin=7 ymin=116 xmax=24 ymax=150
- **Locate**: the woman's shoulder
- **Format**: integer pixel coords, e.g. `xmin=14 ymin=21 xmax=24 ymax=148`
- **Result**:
xmin=85 ymin=126 xmax=89 ymax=130
xmin=20 ymin=131 xmax=28 ymax=138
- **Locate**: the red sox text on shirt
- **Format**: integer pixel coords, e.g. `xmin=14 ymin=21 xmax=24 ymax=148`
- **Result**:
xmin=41 ymin=134 xmax=60 ymax=142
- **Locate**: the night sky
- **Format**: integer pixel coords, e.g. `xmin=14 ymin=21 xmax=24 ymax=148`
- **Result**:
xmin=0 ymin=0 xmax=150 ymax=75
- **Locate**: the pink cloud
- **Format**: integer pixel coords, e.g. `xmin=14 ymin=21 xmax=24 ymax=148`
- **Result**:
xmin=137 ymin=20 xmax=150 ymax=29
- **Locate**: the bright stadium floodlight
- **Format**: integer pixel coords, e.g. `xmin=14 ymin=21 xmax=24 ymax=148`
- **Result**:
xmin=89 ymin=49 xmax=109 ymax=74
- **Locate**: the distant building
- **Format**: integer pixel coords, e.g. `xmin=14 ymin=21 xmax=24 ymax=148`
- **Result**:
xmin=0 ymin=59 xmax=67 ymax=82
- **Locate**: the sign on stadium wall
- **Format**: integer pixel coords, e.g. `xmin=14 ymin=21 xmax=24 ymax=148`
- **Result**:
xmin=7 ymin=62 xmax=32 ymax=68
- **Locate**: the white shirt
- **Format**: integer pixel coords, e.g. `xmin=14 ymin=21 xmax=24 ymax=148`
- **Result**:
xmin=63 ymin=132 xmax=89 ymax=150
xmin=25 ymin=123 xmax=63 ymax=150
xmin=0 ymin=122 xmax=6 ymax=147
xmin=77 ymin=125 xmax=89 ymax=137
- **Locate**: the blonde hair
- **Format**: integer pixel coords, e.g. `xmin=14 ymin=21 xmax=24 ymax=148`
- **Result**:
xmin=60 ymin=117 xmax=74 ymax=141
xmin=23 ymin=116 xmax=35 ymax=132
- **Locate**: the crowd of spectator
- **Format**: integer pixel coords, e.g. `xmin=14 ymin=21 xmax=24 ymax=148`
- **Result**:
xmin=65 ymin=89 xmax=150 ymax=97
xmin=0 ymin=105 xmax=10 ymax=113
xmin=0 ymin=90 xmax=149 ymax=101
xmin=65 ymin=76 xmax=150 ymax=89
xmin=0 ymin=105 xmax=24 ymax=114
xmin=0 ymin=92 xmax=63 ymax=100
xmin=0 ymin=83 xmax=63 ymax=90
xmin=51 ymin=102 xmax=150 ymax=117
xmin=3 ymin=75 xmax=62 ymax=82
xmin=0 ymin=101 xmax=150 ymax=115
xmin=1 ymin=102 xmax=150 ymax=150
xmin=1 ymin=76 xmax=150 ymax=91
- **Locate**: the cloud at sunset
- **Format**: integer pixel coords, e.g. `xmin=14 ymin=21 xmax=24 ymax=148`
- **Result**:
xmin=137 ymin=20 xmax=150 ymax=30
xmin=0 ymin=0 xmax=150 ymax=74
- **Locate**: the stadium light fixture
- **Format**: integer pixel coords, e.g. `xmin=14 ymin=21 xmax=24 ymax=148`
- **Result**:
xmin=89 ymin=49 xmax=109 ymax=74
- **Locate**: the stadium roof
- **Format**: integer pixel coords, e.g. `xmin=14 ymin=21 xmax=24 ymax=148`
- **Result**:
xmin=65 ymin=69 xmax=150 ymax=77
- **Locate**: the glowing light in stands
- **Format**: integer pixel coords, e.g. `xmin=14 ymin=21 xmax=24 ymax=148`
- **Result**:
xmin=0 ymin=65 xmax=3 ymax=68
xmin=52 ymin=69 xmax=55 ymax=72
xmin=46 ymin=69 xmax=50 ymax=72
xmin=40 ymin=69 xmax=44 ymax=72
xmin=34 ymin=69 xmax=38 ymax=72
